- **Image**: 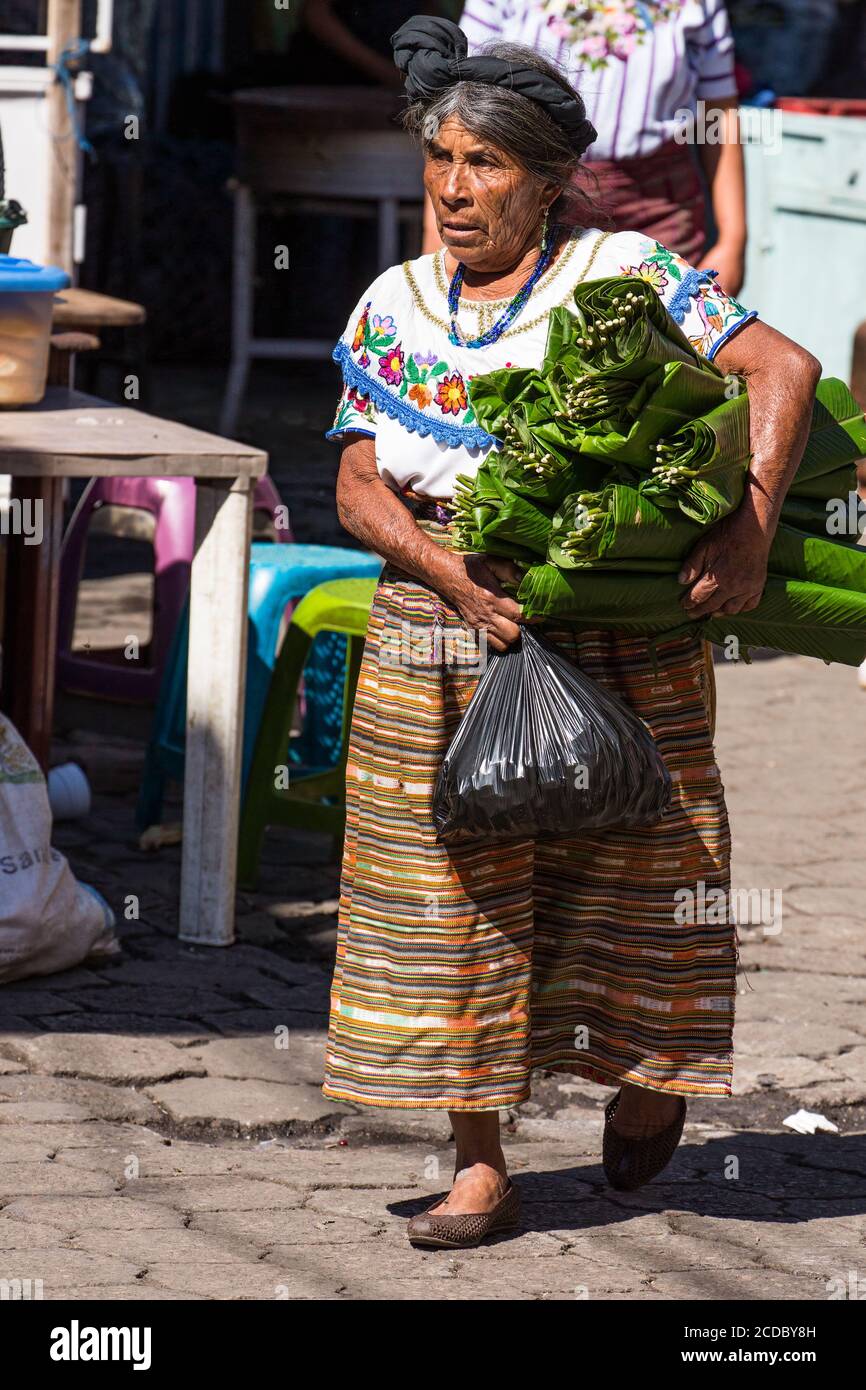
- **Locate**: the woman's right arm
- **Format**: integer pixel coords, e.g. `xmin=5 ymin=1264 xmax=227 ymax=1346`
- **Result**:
xmin=336 ymin=435 xmax=523 ymax=651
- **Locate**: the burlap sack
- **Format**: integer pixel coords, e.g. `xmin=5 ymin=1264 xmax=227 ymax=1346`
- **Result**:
xmin=0 ymin=714 xmax=119 ymax=984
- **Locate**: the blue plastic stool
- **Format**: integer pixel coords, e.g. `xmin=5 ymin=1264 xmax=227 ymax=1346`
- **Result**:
xmin=136 ymin=543 xmax=382 ymax=830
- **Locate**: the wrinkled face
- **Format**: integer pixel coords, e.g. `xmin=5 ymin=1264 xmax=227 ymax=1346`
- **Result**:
xmin=424 ymin=116 xmax=557 ymax=272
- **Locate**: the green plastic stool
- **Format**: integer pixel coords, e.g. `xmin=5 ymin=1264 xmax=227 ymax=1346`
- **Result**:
xmin=237 ymin=576 xmax=378 ymax=887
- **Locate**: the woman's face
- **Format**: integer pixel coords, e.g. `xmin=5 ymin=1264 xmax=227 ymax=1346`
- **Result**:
xmin=424 ymin=117 xmax=556 ymax=272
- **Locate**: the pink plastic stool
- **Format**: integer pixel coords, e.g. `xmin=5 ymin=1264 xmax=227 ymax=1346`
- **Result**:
xmin=57 ymin=474 xmax=291 ymax=703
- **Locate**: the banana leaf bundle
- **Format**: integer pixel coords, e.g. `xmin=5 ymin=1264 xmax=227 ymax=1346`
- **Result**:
xmin=451 ymin=464 xmax=553 ymax=559
xmin=638 ymin=391 xmax=751 ymax=524
xmin=542 ymin=277 xmax=703 ymax=381
xmin=458 ymin=274 xmax=866 ymax=666
xmin=548 ymin=484 xmax=702 ymax=569
xmin=789 ymin=378 xmax=866 ymax=499
xmin=516 ymin=565 xmax=866 ymax=667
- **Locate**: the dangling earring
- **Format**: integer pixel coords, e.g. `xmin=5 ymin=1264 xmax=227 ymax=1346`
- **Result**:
xmin=540 ymin=208 xmax=552 ymax=253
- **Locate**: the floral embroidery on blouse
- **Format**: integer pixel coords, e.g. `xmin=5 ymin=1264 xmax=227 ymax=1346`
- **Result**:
xmin=341 ymin=301 xmax=480 ymax=430
xmin=619 ymin=238 xmax=752 ymax=358
xmin=330 ymin=383 xmax=376 ymax=436
xmin=537 ymin=0 xmax=686 ymax=69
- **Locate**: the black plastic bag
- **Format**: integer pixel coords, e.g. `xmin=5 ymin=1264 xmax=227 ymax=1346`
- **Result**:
xmin=433 ymin=627 xmax=672 ymax=844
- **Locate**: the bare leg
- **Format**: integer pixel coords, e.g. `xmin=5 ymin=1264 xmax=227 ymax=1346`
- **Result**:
xmin=428 ymin=1111 xmax=510 ymax=1216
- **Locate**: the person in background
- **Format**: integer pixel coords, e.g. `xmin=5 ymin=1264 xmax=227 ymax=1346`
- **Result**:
xmin=423 ymin=1 xmax=746 ymax=295
xmin=292 ymin=1 xmax=443 ymax=86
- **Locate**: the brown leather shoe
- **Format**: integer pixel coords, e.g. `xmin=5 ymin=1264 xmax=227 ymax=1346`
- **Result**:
xmin=603 ymin=1089 xmax=687 ymax=1191
xmin=407 ymin=1181 xmax=520 ymax=1249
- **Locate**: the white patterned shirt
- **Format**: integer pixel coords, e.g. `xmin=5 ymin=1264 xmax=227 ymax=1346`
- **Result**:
xmin=327 ymin=227 xmax=756 ymax=497
xmin=459 ymin=0 xmax=738 ymax=161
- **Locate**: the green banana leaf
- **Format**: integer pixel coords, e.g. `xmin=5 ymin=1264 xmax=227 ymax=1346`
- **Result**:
xmin=768 ymin=525 xmax=866 ymax=593
xmin=791 ymin=378 xmax=866 ymax=487
xmin=516 ymin=566 xmax=866 ymax=666
xmin=548 ymin=483 xmax=704 ymax=568
xmin=789 ymin=462 xmax=857 ymax=502
xmin=578 ymin=360 xmax=738 ymax=466
xmin=543 ymin=275 xmax=712 ymax=382
xmin=780 ymin=496 xmax=836 ymax=535
xmin=452 ymin=465 xmax=553 ymax=557
xmin=638 ymin=391 xmax=751 ymax=524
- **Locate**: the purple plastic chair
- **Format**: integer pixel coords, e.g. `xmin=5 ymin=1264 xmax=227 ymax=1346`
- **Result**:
xmin=57 ymin=474 xmax=291 ymax=703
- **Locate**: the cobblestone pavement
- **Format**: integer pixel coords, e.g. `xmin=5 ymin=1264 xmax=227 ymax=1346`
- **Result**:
xmin=1 ymin=368 xmax=864 ymax=1300
xmin=1 ymin=650 xmax=863 ymax=1301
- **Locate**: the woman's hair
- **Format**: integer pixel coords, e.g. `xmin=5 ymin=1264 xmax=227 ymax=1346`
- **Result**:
xmin=401 ymin=41 xmax=599 ymax=227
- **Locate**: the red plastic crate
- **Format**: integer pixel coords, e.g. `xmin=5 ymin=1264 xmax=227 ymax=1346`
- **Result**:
xmin=776 ymin=98 xmax=866 ymax=118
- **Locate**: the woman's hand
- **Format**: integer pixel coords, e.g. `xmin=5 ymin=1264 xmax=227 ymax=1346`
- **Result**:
xmin=678 ymin=506 xmax=771 ymax=618
xmin=440 ymin=552 xmax=524 ymax=653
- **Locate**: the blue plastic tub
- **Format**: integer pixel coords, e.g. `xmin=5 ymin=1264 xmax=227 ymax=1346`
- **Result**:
xmin=0 ymin=254 xmax=71 ymax=405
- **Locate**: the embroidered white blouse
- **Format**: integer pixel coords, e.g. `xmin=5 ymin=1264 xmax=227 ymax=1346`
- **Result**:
xmin=326 ymin=226 xmax=756 ymax=499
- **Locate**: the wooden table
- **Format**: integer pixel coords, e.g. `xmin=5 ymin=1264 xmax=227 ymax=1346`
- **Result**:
xmin=0 ymin=387 xmax=267 ymax=948
xmin=52 ymin=287 xmax=147 ymax=333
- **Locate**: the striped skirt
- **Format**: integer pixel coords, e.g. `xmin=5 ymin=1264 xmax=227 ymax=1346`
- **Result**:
xmin=323 ymin=524 xmax=734 ymax=1110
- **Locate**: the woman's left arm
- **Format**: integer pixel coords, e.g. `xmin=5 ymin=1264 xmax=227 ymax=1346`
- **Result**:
xmin=678 ymin=321 xmax=822 ymax=618
xmin=697 ymin=98 xmax=747 ymax=297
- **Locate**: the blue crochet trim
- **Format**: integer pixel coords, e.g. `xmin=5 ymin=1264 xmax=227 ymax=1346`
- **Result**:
xmin=706 ymin=310 xmax=759 ymax=360
xmin=332 ymin=342 xmax=494 ymax=450
xmin=666 ymin=267 xmax=718 ymax=324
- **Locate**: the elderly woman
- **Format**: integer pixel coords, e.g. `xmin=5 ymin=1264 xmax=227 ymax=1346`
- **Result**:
xmin=325 ymin=16 xmax=820 ymax=1248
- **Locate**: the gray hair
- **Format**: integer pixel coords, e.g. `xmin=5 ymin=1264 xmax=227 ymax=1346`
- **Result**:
xmin=402 ymin=41 xmax=598 ymax=226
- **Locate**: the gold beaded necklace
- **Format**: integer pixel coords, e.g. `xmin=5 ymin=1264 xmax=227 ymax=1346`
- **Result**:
xmin=403 ymin=228 xmax=612 ymax=342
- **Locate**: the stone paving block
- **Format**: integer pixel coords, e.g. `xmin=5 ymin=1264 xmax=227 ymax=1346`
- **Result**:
xmin=191 ymin=1207 xmax=372 ymax=1248
xmin=733 ymin=1055 xmax=847 ymax=1095
xmin=0 ymin=1101 xmax=98 ymax=1124
xmin=0 ymin=1075 xmax=159 ymax=1124
xmin=648 ymin=1267 xmax=829 ymax=1300
xmin=201 ymin=1009 xmax=327 ymax=1036
xmin=59 ymin=986 xmax=244 ymax=1017
xmin=70 ymin=1227 xmax=259 ymax=1265
xmin=141 ymin=1259 xmax=339 ymax=1300
xmin=734 ymin=1021 xmax=865 ymax=1058
xmin=794 ymin=1079 xmax=866 ymax=1106
xmin=29 ymin=1014 xmax=215 ymax=1042
xmin=0 ymin=1161 xmax=118 ymax=1200
xmin=186 ymin=1034 xmax=327 ymax=1087
xmin=0 ymin=1248 xmax=144 ymax=1289
xmin=0 ymin=1217 xmax=76 ymax=1250
xmin=0 ymin=991 xmax=77 ymax=1017
xmin=44 ymin=1285 xmax=204 ymax=1301
xmin=238 ymin=980 xmax=330 ymax=1012
xmin=1 ymin=1121 xmax=169 ymax=1153
xmin=0 ymin=1195 xmax=188 ymax=1231
xmin=129 ymin=1176 xmax=317 ymax=1212
xmin=337 ymin=1108 xmax=456 ymax=1146
xmin=5 ymin=1034 xmax=206 ymax=1085
xmin=146 ymin=1077 xmax=343 ymax=1128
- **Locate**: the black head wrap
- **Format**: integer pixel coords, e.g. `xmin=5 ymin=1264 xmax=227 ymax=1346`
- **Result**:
xmin=391 ymin=16 xmax=597 ymax=157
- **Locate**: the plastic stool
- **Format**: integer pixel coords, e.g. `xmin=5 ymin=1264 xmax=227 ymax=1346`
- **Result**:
xmin=57 ymin=474 xmax=290 ymax=703
xmin=237 ymin=577 xmax=378 ymax=888
xmin=136 ymin=549 xmax=381 ymax=832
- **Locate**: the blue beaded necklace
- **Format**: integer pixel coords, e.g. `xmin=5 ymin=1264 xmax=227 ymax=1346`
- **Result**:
xmin=447 ymin=221 xmax=557 ymax=349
